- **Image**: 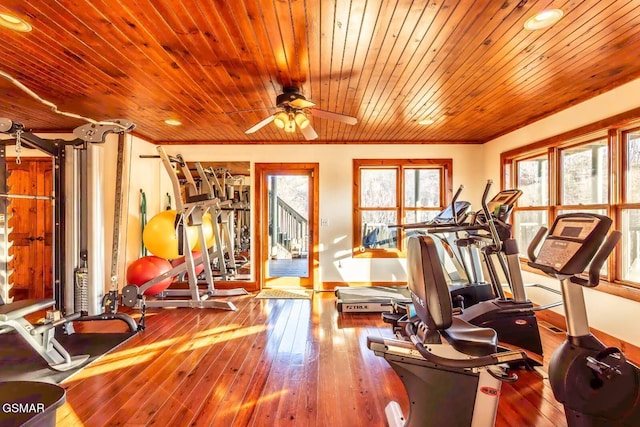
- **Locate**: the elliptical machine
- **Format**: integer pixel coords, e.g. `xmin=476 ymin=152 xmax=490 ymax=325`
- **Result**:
xmin=385 ymin=180 xmax=549 ymax=365
xmin=528 ymin=213 xmax=640 ymax=426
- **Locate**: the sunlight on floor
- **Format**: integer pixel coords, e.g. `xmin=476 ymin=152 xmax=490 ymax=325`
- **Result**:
xmin=64 ymin=322 xmax=270 ymax=382
xmin=66 ymin=351 xmax=160 ymax=381
xmin=56 ymin=401 xmax=85 ymax=426
xmin=173 ymin=325 xmax=268 ymax=353
xmin=192 ymin=323 xmax=243 ymax=338
xmin=215 ymin=389 xmax=290 ymax=418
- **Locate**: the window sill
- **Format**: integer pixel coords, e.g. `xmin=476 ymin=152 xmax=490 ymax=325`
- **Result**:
xmin=352 ymin=248 xmax=405 ymax=259
xmin=520 ymin=260 xmax=640 ymax=304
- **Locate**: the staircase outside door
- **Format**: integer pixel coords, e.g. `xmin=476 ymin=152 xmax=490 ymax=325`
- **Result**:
xmin=255 ymin=163 xmax=318 ymax=289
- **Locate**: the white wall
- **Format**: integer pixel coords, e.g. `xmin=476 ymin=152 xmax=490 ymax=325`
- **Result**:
xmin=152 ymin=144 xmax=485 ymax=284
xmin=483 ymin=78 xmax=640 ymax=347
xmin=121 ymin=136 xmax=166 ymax=270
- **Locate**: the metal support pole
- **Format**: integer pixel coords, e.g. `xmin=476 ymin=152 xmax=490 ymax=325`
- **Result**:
xmin=0 ymin=145 xmax=11 ymax=303
xmin=86 ymin=143 xmax=105 ymax=315
xmin=53 ymin=143 xmax=65 ymax=311
xmin=64 ymin=146 xmax=80 ymax=314
xmin=560 ymin=277 xmax=591 ymax=337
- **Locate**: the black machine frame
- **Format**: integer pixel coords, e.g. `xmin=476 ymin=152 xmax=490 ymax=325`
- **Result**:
xmin=0 ymin=119 xmax=137 ymax=331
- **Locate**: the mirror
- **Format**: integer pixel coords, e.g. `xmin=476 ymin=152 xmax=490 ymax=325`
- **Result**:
xmin=184 ymin=161 xmax=252 ymax=282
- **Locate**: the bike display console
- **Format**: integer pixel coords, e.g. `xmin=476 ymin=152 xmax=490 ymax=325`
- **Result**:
xmin=529 ymin=214 xmax=611 ymax=276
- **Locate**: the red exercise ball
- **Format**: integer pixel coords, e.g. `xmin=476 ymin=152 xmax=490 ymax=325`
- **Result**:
xmin=126 ymin=256 xmax=174 ymax=296
xmin=171 ymin=251 xmax=206 ymax=278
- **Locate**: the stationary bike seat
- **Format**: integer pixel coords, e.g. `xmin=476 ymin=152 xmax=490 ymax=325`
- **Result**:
xmin=442 ymin=317 xmax=498 ymax=357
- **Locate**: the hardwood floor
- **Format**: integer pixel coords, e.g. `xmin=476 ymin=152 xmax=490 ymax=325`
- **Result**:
xmin=56 ymin=292 xmax=569 ymax=427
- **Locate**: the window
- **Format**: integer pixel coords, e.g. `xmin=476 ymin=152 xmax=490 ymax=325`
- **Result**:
xmin=353 ymin=159 xmax=452 ymax=257
xmin=513 ymin=154 xmax=549 ymax=255
xmin=622 ymin=130 xmax=640 ymax=283
xmin=502 ymin=121 xmax=640 ymax=292
xmin=559 ymin=139 xmax=608 ymax=207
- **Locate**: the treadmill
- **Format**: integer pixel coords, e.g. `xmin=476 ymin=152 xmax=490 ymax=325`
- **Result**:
xmin=336 ymin=187 xmax=471 ymax=313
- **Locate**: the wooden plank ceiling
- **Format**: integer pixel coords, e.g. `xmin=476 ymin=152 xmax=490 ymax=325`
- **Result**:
xmin=0 ymin=0 xmax=639 ymax=144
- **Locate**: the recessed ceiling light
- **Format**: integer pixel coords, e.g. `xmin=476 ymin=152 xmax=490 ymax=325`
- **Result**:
xmin=164 ymin=119 xmax=182 ymax=126
xmin=418 ymin=117 xmax=435 ymax=125
xmin=524 ymin=9 xmax=564 ymax=30
xmin=0 ymin=13 xmax=32 ymax=33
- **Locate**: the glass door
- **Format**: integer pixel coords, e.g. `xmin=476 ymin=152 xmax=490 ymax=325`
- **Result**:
xmin=256 ymin=164 xmax=317 ymax=289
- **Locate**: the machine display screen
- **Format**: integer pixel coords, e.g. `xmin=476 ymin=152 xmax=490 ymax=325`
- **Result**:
xmin=560 ymin=226 xmax=582 ymax=238
xmin=551 ymin=217 xmax=598 ymax=240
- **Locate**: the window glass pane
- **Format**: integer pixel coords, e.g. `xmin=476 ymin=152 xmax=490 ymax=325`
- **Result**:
xmin=626 ymin=132 xmax=640 ymax=203
xmin=622 ymin=209 xmax=640 ymax=283
xmin=360 ymin=169 xmax=396 ymax=207
xmin=404 ymin=210 xmax=439 ymax=224
xmin=514 ymin=210 xmax=548 ymax=255
xmin=561 ymin=140 xmax=608 ymax=205
xmin=504 ymin=162 xmax=511 ymax=188
xmin=517 ymin=156 xmax=548 ymax=206
xmin=404 ymin=169 xmax=440 ymax=207
xmin=361 ymin=211 xmax=398 ymax=249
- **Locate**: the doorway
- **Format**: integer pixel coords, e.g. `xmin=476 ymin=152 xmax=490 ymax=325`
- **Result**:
xmin=255 ymin=163 xmax=318 ymax=289
xmin=7 ymin=158 xmax=53 ymax=300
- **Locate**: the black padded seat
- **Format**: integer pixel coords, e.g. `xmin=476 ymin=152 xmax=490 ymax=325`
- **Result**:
xmin=408 ymin=235 xmax=498 ymax=357
xmin=443 ymin=317 xmax=498 ymax=357
xmin=0 ymin=299 xmax=56 ymax=322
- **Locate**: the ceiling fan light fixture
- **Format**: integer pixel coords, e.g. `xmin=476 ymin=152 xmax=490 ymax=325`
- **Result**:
xmin=274 ymin=112 xmax=288 ymax=129
xmin=0 ymin=13 xmax=32 ymax=32
xmin=164 ymin=118 xmax=182 ymax=126
xmin=418 ymin=117 xmax=435 ymax=125
xmin=294 ymin=112 xmax=309 ymax=129
xmin=524 ymin=9 xmax=564 ymax=30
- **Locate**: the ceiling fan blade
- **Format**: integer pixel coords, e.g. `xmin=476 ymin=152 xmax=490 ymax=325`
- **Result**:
xmin=311 ymin=109 xmax=357 ymax=125
xmin=289 ymin=98 xmax=316 ymax=109
xmin=245 ymin=115 xmax=275 ymax=134
xmin=300 ymin=124 xmax=318 ymax=140
xmin=224 ymin=106 xmax=275 ymax=114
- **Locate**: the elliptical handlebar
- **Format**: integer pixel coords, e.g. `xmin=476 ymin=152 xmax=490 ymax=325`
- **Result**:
xmin=480 ymin=180 xmax=503 ymax=252
xmin=389 ymin=184 xmax=469 ymax=230
xmin=451 ymin=184 xmax=464 ymax=225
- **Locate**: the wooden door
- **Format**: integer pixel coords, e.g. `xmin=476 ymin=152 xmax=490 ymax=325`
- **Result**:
xmin=255 ymin=163 xmax=319 ymax=290
xmin=7 ymin=158 xmax=53 ymax=300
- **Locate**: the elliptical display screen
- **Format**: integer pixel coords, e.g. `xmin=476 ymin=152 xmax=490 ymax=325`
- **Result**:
xmin=486 ymin=189 xmax=521 ymax=214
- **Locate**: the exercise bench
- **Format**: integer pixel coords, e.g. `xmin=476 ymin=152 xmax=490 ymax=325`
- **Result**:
xmin=0 ymin=297 xmax=89 ymax=372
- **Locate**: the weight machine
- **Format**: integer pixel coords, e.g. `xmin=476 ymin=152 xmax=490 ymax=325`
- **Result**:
xmin=0 ymin=117 xmax=137 ymax=371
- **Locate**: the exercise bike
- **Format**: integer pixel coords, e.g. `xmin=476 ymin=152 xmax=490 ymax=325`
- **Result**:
xmin=368 ymin=234 xmax=526 ymax=427
xmin=528 ymin=213 xmax=640 ymax=426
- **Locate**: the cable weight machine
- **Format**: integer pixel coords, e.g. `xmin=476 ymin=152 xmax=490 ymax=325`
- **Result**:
xmin=0 ymin=117 xmax=137 ymax=371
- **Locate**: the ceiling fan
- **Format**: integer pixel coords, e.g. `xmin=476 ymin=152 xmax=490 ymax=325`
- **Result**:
xmin=244 ymin=87 xmax=357 ymax=140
